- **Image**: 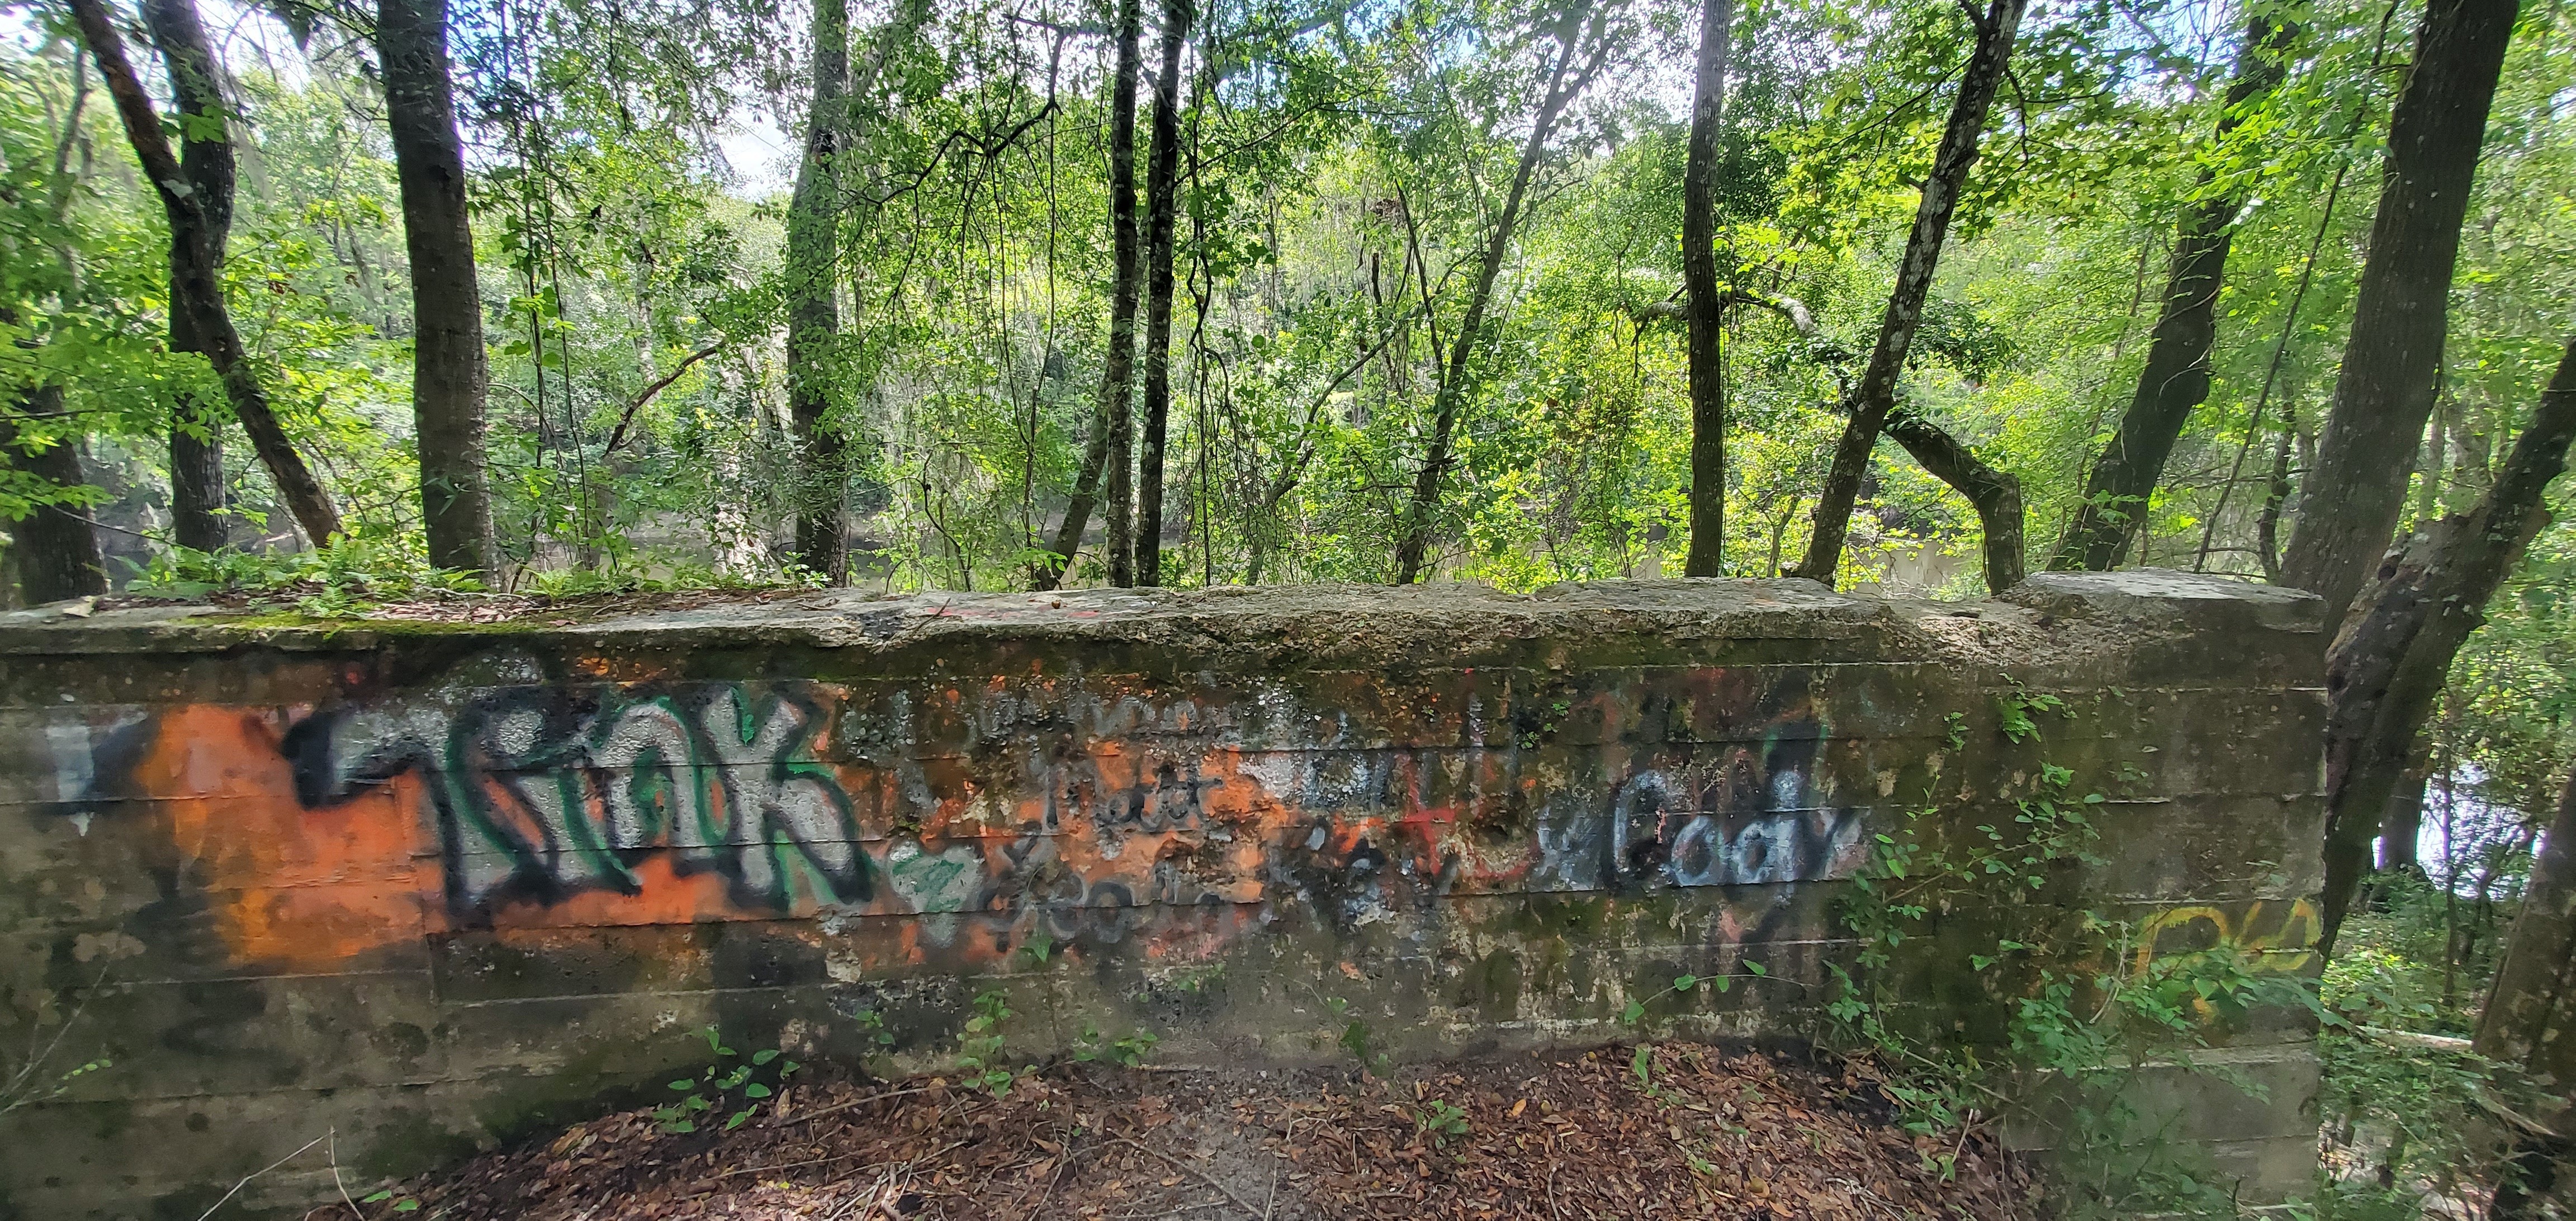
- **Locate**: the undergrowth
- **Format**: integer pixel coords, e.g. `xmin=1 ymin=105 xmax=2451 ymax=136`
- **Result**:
xmin=1817 ymin=683 xmax=2330 ymax=1217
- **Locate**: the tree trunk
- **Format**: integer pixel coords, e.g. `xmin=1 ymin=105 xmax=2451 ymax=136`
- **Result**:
xmin=1884 ymin=408 xmax=2025 ymax=593
xmin=1 ymin=388 xmax=108 ymax=604
xmin=2257 ymin=411 xmax=2295 ymax=579
xmin=379 ymin=0 xmax=495 ymax=577
xmin=785 ymin=0 xmax=851 ymax=581
xmin=1670 ymin=289 xmax=2023 ymax=593
xmin=1134 ymin=0 xmax=1191 ymax=588
xmin=1679 ymin=0 xmax=1734 ymax=578
xmin=1789 ymin=0 xmax=2025 ymax=588
xmin=2050 ymin=13 xmax=2298 ymax=571
xmin=2316 ymin=334 xmax=2576 ymax=957
xmin=1039 ymin=0 xmax=1144 ymax=590
xmin=143 ymin=0 xmax=230 ymax=552
xmin=2379 ymin=759 xmax=2427 ymax=873
xmin=74 ymin=0 xmax=343 ymax=550
xmin=2281 ymin=0 xmax=2520 ymax=631
xmin=1393 ymin=15 xmax=1608 ymax=584
xmin=2476 ymin=770 xmax=2576 ymax=1214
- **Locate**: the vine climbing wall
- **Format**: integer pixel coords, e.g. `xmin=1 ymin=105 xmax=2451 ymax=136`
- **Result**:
xmin=0 ymin=572 xmax=2326 ymax=1217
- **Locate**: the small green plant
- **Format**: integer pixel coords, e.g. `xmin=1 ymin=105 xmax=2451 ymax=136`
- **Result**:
xmin=956 ymin=990 xmax=1018 ymax=1096
xmin=1325 ymin=995 xmax=1390 ymax=1074
xmin=1019 ymin=930 xmax=1058 ymax=966
xmin=1617 ymin=961 xmax=1772 ymax=1027
xmin=0 ymin=1050 xmax=111 ymax=1120
xmin=1995 ymin=683 xmax=2070 ymax=744
xmin=1072 ymin=1023 xmax=1160 ymax=1067
xmin=652 ymin=1026 xmax=799 ymax=1134
xmin=1412 ymin=1097 xmax=1470 ymax=1146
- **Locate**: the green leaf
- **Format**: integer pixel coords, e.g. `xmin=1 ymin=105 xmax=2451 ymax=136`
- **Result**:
xmin=395 ymin=1203 xmax=420 ymax=1214
xmin=1671 ymin=974 xmax=1698 ymax=992
xmin=744 ymin=1082 xmax=773 ymax=1098
xmin=1744 ymin=960 xmax=1767 ymax=977
xmin=670 ymin=1080 xmax=698 ymax=1090
xmin=363 ymin=1191 xmax=394 ymax=1203
xmin=1621 ymin=998 xmax=1645 ymax=1025
xmin=725 ymin=1108 xmax=754 ymax=1130
xmin=752 ymin=1049 xmax=780 ymax=1065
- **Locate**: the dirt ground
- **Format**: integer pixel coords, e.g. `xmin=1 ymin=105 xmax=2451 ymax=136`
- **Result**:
xmin=365 ymin=1044 xmax=2044 ymax=1220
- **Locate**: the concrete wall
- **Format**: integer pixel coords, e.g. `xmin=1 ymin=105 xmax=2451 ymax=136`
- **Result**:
xmin=0 ymin=572 xmax=2326 ymax=1217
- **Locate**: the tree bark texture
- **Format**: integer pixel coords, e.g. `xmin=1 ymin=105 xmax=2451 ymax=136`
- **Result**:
xmin=2316 ymin=334 xmax=2576 ymax=957
xmin=2478 ymin=770 xmax=2576 ymax=1102
xmin=143 ymin=0 xmax=230 ymax=553
xmin=1134 ymin=0 xmax=1191 ymax=587
xmin=1040 ymin=0 xmax=1144 ymax=590
xmin=786 ymin=0 xmax=851 ymax=581
xmin=379 ymin=0 xmax=495 ymax=576
xmin=1788 ymin=0 xmax=2024 ymax=588
xmin=1393 ymin=16 xmax=1607 ymax=584
xmin=73 ymin=0 xmax=343 ymax=549
xmin=2051 ymin=13 xmax=2298 ymax=571
xmin=2 ymin=387 xmax=109 ymax=604
xmin=1680 ymin=0 xmax=1733 ymax=578
xmin=2281 ymin=0 xmax=2520 ymax=631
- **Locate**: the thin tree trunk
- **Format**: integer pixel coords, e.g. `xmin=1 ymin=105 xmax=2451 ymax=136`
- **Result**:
xmin=2378 ymin=759 xmax=2427 ymax=873
xmin=1 ymin=388 xmax=108 ymax=604
xmin=2051 ymin=13 xmax=2298 ymax=571
xmin=1884 ymin=409 xmax=2024 ymax=593
xmin=786 ymin=0 xmax=851 ymax=581
xmin=1038 ymin=0 xmax=1144 ymax=590
xmin=2317 ymin=334 xmax=2576 ymax=957
xmin=1680 ymin=0 xmax=1733 ymax=578
xmin=1393 ymin=14 xmax=1608 ymax=584
xmin=379 ymin=0 xmax=495 ymax=577
xmin=2281 ymin=0 xmax=2520 ymax=631
xmin=1788 ymin=0 xmax=2024 ymax=588
xmin=1134 ymin=0 xmax=1191 ymax=588
xmin=2257 ymin=407 xmax=2296 ymax=578
xmin=73 ymin=0 xmax=342 ymax=549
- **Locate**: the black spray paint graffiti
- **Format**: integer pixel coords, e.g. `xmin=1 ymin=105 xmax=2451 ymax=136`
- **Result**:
xmin=276 ymin=667 xmax=1863 ymax=933
xmin=283 ymin=683 xmax=870 ymax=920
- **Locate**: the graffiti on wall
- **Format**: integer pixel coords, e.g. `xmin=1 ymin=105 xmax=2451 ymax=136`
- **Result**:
xmin=283 ymin=684 xmax=873 ymax=920
xmin=42 ymin=656 xmax=1868 ymax=968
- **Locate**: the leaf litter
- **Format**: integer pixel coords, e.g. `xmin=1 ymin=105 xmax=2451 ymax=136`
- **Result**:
xmin=372 ymin=1044 xmax=2043 ymax=1219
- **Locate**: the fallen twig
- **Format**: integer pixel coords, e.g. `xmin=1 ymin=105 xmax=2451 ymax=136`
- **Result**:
xmin=1111 ymin=1135 xmax=1265 ymax=1217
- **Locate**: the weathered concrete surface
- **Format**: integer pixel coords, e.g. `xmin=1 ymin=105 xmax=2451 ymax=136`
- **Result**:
xmin=0 ymin=572 xmax=2326 ymax=1217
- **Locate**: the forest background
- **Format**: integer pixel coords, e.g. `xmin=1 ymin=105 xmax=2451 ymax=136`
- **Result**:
xmin=4 ymin=0 xmax=2575 ymax=1205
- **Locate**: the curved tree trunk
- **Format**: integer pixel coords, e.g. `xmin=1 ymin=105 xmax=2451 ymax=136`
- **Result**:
xmin=786 ymin=0 xmax=851 ymax=581
xmin=1679 ymin=0 xmax=1734 ymax=578
xmin=1885 ymin=409 xmax=2024 ymax=594
xmin=1038 ymin=0 xmax=1144 ymax=591
xmin=380 ymin=0 xmax=496 ymax=578
xmin=1790 ymin=0 xmax=2025 ymax=588
xmin=2281 ymin=0 xmax=2520 ymax=631
xmin=1134 ymin=0 xmax=1192 ymax=588
xmin=2051 ymin=13 xmax=2297 ymax=571
xmin=75 ymin=0 xmax=342 ymax=550
xmin=1393 ymin=13 xmax=1608 ymax=584
xmin=2316 ymin=334 xmax=2576 ymax=957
